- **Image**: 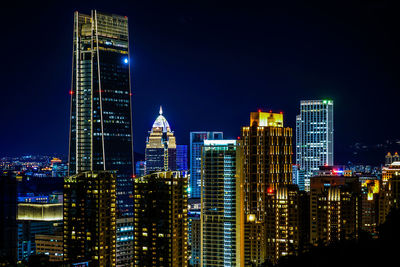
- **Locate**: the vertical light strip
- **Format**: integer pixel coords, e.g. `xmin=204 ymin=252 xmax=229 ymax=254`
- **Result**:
xmin=126 ymin=15 xmax=135 ymax=176
xmin=94 ymin=10 xmax=107 ymax=170
xmin=68 ymin=12 xmax=77 ymax=175
xmin=90 ymin=12 xmax=94 ymax=170
xmin=75 ymin=12 xmax=79 ymax=174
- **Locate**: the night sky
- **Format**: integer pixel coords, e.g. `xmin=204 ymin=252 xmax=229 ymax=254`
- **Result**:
xmin=1 ymin=1 xmax=399 ymax=165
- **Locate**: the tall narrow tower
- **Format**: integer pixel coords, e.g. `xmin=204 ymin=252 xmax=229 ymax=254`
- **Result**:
xmin=68 ymin=10 xmax=134 ymax=217
xmin=296 ymin=100 xmax=334 ymax=191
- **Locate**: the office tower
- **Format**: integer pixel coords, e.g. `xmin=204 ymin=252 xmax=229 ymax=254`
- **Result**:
xmin=63 ymin=171 xmax=116 ymax=266
xmin=200 ymin=140 xmax=243 ymax=266
xmin=309 ymin=167 xmax=361 ymax=245
xmin=241 ymin=111 xmax=295 ymax=265
xmin=189 ymin=131 xmax=223 ymax=198
xmin=188 ymin=199 xmax=201 ymax=267
xmin=145 ymin=107 xmax=177 ymax=174
xmin=133 ymin=171 xmax=188 ymax=266
xmin=35 ymin=234 xmax=63 ymax=262
xmin=135 ymin=161 xmax=146 ymax=177
xmin=292 ymin=164 xmax=305 ymax=191
xmin=296 ymin=100 xmax=334 ymax=191
xmin=68 ymin=10 xmax=134 ymax=217
xmin=177 ymin=144 xmax=188 ymax=171
xmin=0 ymin=174 xmax=17 ymax=264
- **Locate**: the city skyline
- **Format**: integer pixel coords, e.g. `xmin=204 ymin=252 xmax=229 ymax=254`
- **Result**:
xmin=1 ymin=4 xmax=400 ymax=266
xmin=1 ymin=2 xmax=399 ymax=166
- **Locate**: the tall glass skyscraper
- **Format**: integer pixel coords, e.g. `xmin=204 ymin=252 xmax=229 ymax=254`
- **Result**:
xmin=68 ymin=10 xmax=134 ymax=217
xmin=189 ymin=131 xmax=223 ymax=198
xmin=296 ymin=100 xmax=334 ymax=191
xmin=200 ymin=140 xmax=243 ymax=266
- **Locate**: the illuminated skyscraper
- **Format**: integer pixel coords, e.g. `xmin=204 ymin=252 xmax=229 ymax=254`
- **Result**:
xmin=189 ymin=131 xmax=223 ymax=198
xmin=241 ymin=111 xmax=300 ymax=265
xmin=296 ymin=100 xmax=334 ymax=191
xmin=145 ymin=107 xmax=177 ymax=174
xmin=63 ymin=171 xmax=117 ymax=266
xmin=133 ymin=171 xmax=188 ymax=266
xmin=68 ymin=10 xmax=134 ymax=217
xmin=200 ymin=140 xmax=244 ymax=267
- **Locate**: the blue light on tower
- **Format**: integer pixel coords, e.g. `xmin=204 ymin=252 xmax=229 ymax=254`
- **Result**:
xmin=123 ymin=57 xmax=128 ymax=64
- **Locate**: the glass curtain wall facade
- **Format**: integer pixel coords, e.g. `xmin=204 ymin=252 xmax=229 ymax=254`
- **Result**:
xmin=296 ymin=100 xmax=333 ymax=191
xmin=189 ymin=132 xmax=223 ymax=198
xmin=177 ymin=145 xmax=188 ymax=171
xmin=200 ymin=140 xmax=243 ymax=267
xmin=68 ymin=10 xmax=134 ymax=217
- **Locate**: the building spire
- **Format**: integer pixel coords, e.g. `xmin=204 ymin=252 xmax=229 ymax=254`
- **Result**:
xmin=159 ymin=106 xmax=163 ymax=115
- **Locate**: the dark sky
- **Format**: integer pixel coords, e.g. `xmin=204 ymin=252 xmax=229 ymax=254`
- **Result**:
xmin=0 ymin=0 xmax=399 ymax=165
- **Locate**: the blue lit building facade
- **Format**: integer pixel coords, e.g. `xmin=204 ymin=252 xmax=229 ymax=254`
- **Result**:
xmin=189 ymin=131 xmax=223 ymax=198
xmin=176 ymin=145 xmax=188 ymax=171
xmin=135 ymin=161 xmax=146 ymax=177
xmin=292 ymin=164 xmax=306 ymax=191
xmin=200 ymin=140 xmax=242 ymax=266
xmin=296 ymin=100 xmax=334 ymax=191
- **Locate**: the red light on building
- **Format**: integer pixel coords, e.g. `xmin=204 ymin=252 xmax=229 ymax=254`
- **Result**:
xmin=69 ymin=90 xmax=74 ymax=95
xmin=267 ymin=187 xmax=274 ymax=194
xmin=258 ymin=109 xmax=261 ymax=112
xmin=280 ymin=111 xmax=283 ymax=114
xmin=269 ymin=110 xmax=272 ymax=113
xmin=237 ymin=136 xmax=241 ymax=140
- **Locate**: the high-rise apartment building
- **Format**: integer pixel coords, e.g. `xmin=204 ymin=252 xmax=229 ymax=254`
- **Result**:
xmin=189 ymin=131 xmax=223 ymax=198
xmin=309 ymin=167 xmax=361 ymax=245
xmin=133 ymin=171 xmax=188 ymax=266
xmin=145 ymin=107 xmax=177 ymax=174
xmin=200 ymin=140 xmax=244 ymax=267
xmin=68 ymin=10 xmax=134 ymax=217
xmin=296 ymin=100 xmax=334 ymax=191
xmin=241 ymin=111 xmax=299 ymax=265
xmin=63 ymin=171 xmax=116 ymax=266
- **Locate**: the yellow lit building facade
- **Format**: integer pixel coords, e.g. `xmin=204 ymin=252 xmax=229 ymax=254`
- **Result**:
xmin=133 ymin=171 xmax=188 ymax=266
xmin=63 ymin=171 xmax=117 ymax=266
xmin=309 ymin=171 xmax=361 ymax=245
xmin=241 ymin=111 xmax=298 ymax=265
